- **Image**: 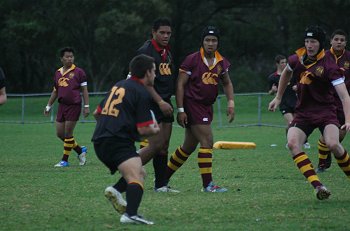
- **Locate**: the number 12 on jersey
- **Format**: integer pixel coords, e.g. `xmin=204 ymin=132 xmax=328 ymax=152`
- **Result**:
xmin=101 ymin=86 xmax=125 ymax=117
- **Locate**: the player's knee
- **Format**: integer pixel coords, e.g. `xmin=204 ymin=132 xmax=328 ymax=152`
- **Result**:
xmin=140 ymin=167 xmax=147 ymax=180
xmin=326 ymin=141 xmax=339 ymax=152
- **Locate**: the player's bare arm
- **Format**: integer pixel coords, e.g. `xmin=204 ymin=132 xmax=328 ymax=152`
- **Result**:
xmin=44 ymin=88 xmax=57 ymax=116
xmin=221 ymin=72 xmax=235 ymax=123
xmin=334 ymin=83 xmax=350 ymax=131
xmin=144 ymin=84 xmax=173 ymax=116
xmin=268 ymin=67 xmax=292 ymax=111
xmin=176 ymin=71 xmax=189 ymax=127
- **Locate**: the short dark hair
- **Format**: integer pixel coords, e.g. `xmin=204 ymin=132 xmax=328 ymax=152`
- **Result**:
xmin=274 ymin=55 xmax=286 ymax=63
xmin=152 ymin=17 xmax=172 ymax=31
xmin=59 ymin=47 xmax=75 ymax=57
xmin=331 ymin=29 xmax=348 ymax=40
xmin=129 ymin=54 xmax=155 ymax=78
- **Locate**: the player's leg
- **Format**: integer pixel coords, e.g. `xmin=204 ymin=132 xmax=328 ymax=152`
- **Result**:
xmin=152 ymin=122 xmax=172 ymax=190
xmin=54 ymin=121 xmax=70 ymax=167
xmin=118 ymin=157 xmax=153 ymax=225
xmin=165 ymin=127 xmax=197 ymax=182
xmin=61 ymin=120 xmax=77 ymax=164
xmin=190 ymin=124 xmax=227 ymax=192
xmin=316 ymin=135 xmax=331 ymax=172
xmin=288 ymin=126 xmax=330 ymax=199
xmin=323 ymin=124 xmax=350 ymax=180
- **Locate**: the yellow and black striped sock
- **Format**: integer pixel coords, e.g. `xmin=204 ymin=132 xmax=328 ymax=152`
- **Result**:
xmin=335 ymin=151 xmax=350 ymax=179
xmin=293 ymin=152 xmax=322 ymax=188
xmin=318 ymin=140 xmax=331 ymax=167
xmin=198 ymin=147 xmax=213 ymax=188
xmin=62 ymin=137 xmax=75 ymax=162
xmin=139 ymin=139 xmax=149 ymax=149
xmin=166 ymin=147 xmax=190 ymax=180
xmin=126 ymin=181 xmax=144 ymax=216
xmin=72 ymin=140 xmax=82 ymax=154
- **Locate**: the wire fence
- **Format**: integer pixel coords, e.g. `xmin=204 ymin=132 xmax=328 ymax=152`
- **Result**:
xmin=0 ymin=92 xmax=286 ymax=128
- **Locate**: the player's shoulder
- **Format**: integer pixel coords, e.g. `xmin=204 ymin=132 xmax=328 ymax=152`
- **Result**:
xmin=137 ymin=40 xmax=153 ymax=55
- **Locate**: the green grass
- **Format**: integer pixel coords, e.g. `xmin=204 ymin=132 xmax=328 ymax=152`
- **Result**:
xmin=1 ymin=122 xmax=349 ymax=231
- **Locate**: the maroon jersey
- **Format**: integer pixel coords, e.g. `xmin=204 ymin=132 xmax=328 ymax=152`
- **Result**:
xmin=180 ymin=48 xmax=230 ymax=106
xmin=288 ymin=47 xmax=344 ymax=124
xmin=53 ymin=64 xmax=87 ymax=105
xmin=326 ymin=48 xmax=350 ymax=111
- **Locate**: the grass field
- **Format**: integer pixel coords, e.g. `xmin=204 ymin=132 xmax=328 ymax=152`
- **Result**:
xmin=1 ymin=121 xmax=350 ymax=231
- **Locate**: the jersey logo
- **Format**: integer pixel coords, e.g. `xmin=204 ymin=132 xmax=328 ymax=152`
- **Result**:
xmin=315 ymin=66 xmax=324 ymax=77
xmin=202 ymin=72 xmax=218 ymax=85
xmin=159 ymin=63 xmax=172 ymax=75
xmin=101 ymin=86 xmax=126 ymax=117
xmin=299 ymin=71 xmax=313 ymax=84
xmin=344 ymin=61 xmax=350 ymax=70
xmin=58 ymin=77 xmax=69 ymax=87
xmin=68 ymin=72 xmax=75 ymax=79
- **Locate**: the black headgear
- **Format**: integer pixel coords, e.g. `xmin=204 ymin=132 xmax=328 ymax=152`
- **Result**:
xmin=304 ymin=26 xmax=326 ymax=51
xmin=201 ymin=26 xmax=220 ymax=45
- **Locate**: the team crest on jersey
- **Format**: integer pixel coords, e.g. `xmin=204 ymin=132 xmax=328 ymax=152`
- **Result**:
xmin=68 ymin=72 xmax=75 ymax=79
xmin=159 ymin=63 xmax=172 ymax=75
xmin=58 ymin=77 xmax=69 ymax=87
xmin=202 ymin=72 xmax=218 ymax=85
xmin=315 ymin=66 xmax=324 ymax=77
xmin=299 ymin=71 xmax=312 ymax=84
xmin=344 ymin=61 xmax=350 ymax=70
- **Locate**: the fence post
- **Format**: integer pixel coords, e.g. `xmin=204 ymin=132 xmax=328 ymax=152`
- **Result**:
xmin=257 ymin=93 xmax=262 ymax=126
xmin=21 ymin=95 xmax=25 ymax=124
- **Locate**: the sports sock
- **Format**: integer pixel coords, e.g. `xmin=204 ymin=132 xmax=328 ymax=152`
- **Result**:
xmin=293 ymin=152 xmax=322 ymax=188
xmin=114 ymin=177 xmax=127 ymax=193
xmin=139 ymin=139 xmax=149 ymax=149
xmin=165 ymin=147 xmax=190 ymax=180
xmin=153 ymin=154 xmax=168 ymax=188
xmin=125 ymin=182 xmax=144 ymax=216
xmin=198 ymin=147 xmax=213 ymax=188
xmin=317 ymin=140 xmax=331 ymax=168
xmin=72 ymin=141 xmax=82 ymax=154
xmin=62 ymin=136 xmax=75 ymax=161
xmin=335 ymin=150 xmax=350 ymax=179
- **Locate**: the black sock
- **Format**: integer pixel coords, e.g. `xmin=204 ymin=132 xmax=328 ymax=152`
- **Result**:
xmin=153 ymin=154 xmax=168 ymax=188
xmin=125 ymin=183 xmax=143 ymax=216
xmin=113 ymin=177 xmax=127 ymax=193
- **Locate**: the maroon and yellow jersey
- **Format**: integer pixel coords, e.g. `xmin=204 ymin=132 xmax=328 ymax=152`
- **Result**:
xmin=179 ymin=47 xmax=230 ymax=106
xmin=53 ymin=64 xmax=87 ymax=105
xmin=287 ymin=47 xmax=344 ymax=122
xmin=326 ymin=48 xmax=350 ymax=110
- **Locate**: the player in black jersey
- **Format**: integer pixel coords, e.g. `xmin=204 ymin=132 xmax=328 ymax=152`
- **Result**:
xmin=0 ymin=67 xmax=7 ymax=105
xmin=135 ymin=17 xmax=178 ymax=192
xmin=92 ymin=54 xmax=159 ymax=225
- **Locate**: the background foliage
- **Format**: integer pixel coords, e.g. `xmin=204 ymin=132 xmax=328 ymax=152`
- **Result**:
xmin=1 ymin=0 xmax=350 ymax=93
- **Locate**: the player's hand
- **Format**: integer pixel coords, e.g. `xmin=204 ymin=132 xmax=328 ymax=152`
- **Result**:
xmin=340 ymin=122 xmax=350 ymax=131
xmin=43 ymin=105 xmax=51 ymax=116
xmin=227 ymin=107 xmax=235 ymax=123
xmin=83 ymin=107 xmax=90 ymax=118
xmin=268 ymin=97 xmax=281 ymax=112
xmin=159 ymin=100 xmax=173 ymax=116
xmin=177 ymin=112 xmax=188 ymax=128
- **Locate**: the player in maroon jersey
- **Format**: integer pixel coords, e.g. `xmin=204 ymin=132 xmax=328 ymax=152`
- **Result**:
xmin=316 ymin=29 xmax=350 ymax=172
xmin=269 ymin=26 xmax=350 ymax=200
xmin=164 ymin=26 xmax=235 ymax=192
xmin=44 ymin=47 xmax=89 ymax=167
